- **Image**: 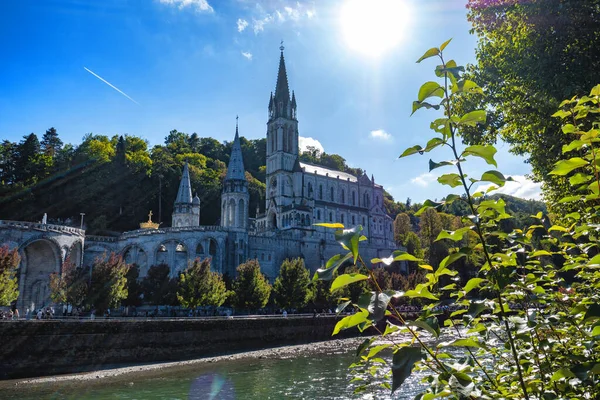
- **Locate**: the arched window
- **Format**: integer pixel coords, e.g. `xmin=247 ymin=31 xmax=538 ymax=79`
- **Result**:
xmin=352 ymin=215 xmax=355 ymax=225
xmin=317 ymin=210 xmax=321 ymax=220
xmin=319 ymin=185 xmax=323 ymax=200
xmin=330 ymin=187 xmax=334 ymax=202
xmin=352 ymin=191 xmax=356 ymax=206
xmin=329 ymin=212 xmax=333 ymax=222
xmin=341 ymin=214 xmax=345 ymax=224
xmin=341 ymin=190 xmax=345 ymax=204
xmin=308 ymin=182 xmax=313 ymax=198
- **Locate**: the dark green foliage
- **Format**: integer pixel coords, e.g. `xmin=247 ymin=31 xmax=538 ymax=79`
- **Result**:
xmin=87 ymin=253 xmax=129 ymax=313
xmin=0 ymin=245 xmax=20 ymax=306
xmin=141 ymin=264 xmax=178 ymax=306
xmin=273 ymin=258 xmax=313 ymax=310
xmin=123 ymin=264 xmax=142 ymax=307
xmin=177 ymin=258 xmax=227 ymax=308
xmin=232 ymin=260 xmax=271 ymax=310
xmin=49 ymin=257 xmax=89 ymax=307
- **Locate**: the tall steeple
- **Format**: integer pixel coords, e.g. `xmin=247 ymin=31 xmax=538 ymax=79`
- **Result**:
xmin=222 ymin=116 xmax=249 ymax=230
xmin=175 ymin=162 xmax=193 ymax=205
xmin=172 ymin=161 xmax=200 ymax=227
xmin=225 ymin=116 xmax=246 ymax=181
xmin=274 ymin=42 xmax=290 ymax=104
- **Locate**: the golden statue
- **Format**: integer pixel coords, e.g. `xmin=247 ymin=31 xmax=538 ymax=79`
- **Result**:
xmin=140 ymin=210 xmax=160 ymax=229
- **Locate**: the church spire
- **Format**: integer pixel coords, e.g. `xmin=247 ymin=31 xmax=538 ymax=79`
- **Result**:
xmin=175 ymin=162 xmax=193 ymax=205
xmin=274 ymin=42 xmax=290 ymax=105
xmin=225 ymin=116 xmax=246 ymax=181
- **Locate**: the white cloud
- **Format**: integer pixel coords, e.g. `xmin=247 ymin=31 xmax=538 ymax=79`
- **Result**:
xmin=252 ymin=14 xmax=274 ymax=34
xmin=477 ymin=175 xmax=543 ymax=200
xmin=299 ymin=136 xmax=324 ymax=154
xmin=158 ymin=0 xmax=214 ymax=13
xmin=237 ymin=18 xmax=248 ymax=32
xmin=247 ymin=2 xmax=316 ymax=34
xmin=241 ymin=51 xmax=253 ymax=60
xmin=370 ymin=129 xmax=392 ymax=141
xmin=411 ymin=172 xmax=437 ymax=187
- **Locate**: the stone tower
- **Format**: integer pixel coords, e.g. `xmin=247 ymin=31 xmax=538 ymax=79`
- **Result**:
xmin=265 ymin=44 xmax=299 ymax=229
xmin=172 ymin=162 xmax=200 ymax=227
xmin=221 ymin=119 xmax=249 ymax=230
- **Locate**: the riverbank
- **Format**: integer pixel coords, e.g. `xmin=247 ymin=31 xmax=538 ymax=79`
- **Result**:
xmin=0 ymin=315 xmax=366 ymax=380
xmin=8 ymin=337 xmax=365 ymax=386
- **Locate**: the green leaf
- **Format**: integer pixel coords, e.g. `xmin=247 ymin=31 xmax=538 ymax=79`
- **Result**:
xmin=313 ymin=222 xmax=344 ymax=229
xmin=415 ymin=199 xmax=443 ymax=216
xmin=464 ymin=278 xmax=485 ymax=294
xmin=404 ymin=286 xmax=439 ymax=301
xmin=330 ymin=273 xmax=368 ymax=292
xmin=452 ymin=79 xmax=483 ymax=94
xmin=399 ymin=145 xmax=423 ymax=158
xmin=584 ymin=304 xmax=600 ymax=322
xmin=438 ymin=338 xmax=483 ymax=349
xmin=480 ymin=170 xmax=513 ymax=187
xmin=458 ymin=110 xmax=486 ymax=126
xmin=409 ymin=317 xmax=440 ymax=337
xmin=391 ymin=346 xmax=425 ymax=392
xmin=372 ymin=251 xmax=419 ymax=265
xmin=462 ymin=145 xmax=497 ymax=167
xmin=437 ymin=173 xmax=463 ymax=188
xmin=439 ymin=38 xmax=452 ymax=51
xmin=355 ymin=337 xmax=375 ymax=357
xmin=334 ymin=226 xmax=363 ymax=264
xmin=549 ymin=157 xmax=589 ymax=176
xmin=412 ymin=101 xmax=440 ymax=115
xmin=591 ymin=84 xmax=600 ymax=96
xmin=366 ymin=344 xmax=392 ymax=359
xmin=436 ymin=226 xmax=471 ymax=242
xmin=550 ymin=368 xmax=576 ymax=382
xmin=418 ymin=81 xmax=444 ymax=102
xmin=314 ymin=252 xmax=353 ymax=281
xmin=424 ymin=137 xmax=445 ymax=152
xmin=429 ymin=159 xmax=455 ymax=171
xmin=467 ymin=301 xmax=488 ymax=318
xmin=530 ymin=250 xmax=552 ymax=257
xmin=358 ymin=292 xmax=392 ymax=321
xmin=335 ymin=300 xmax=351 ymax=314
xmin=332 ymin=309 xmax=368 ymax=336
xmin=439 ymin=252 xmax=467 ymax=270
xmin=416 ymin=47 xmax=440 ymax=63
xmin=562 ymin=123 xmax=578 ymax=134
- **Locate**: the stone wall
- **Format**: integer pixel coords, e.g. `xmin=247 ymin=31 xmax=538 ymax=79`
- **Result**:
xmin=0 ymin=316 xmax=358 ymax=380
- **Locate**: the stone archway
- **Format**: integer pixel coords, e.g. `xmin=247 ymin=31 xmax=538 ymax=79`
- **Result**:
xmin=19 ymin=239 xmax=61 ymax=312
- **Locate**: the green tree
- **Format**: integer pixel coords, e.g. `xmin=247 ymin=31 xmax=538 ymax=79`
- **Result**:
xmin=49 ymin=257 xmax=89 ymax=307
xmin=418 ymin=208 xmax=448 ymax=268
xmin=41 ymin=127 xmax=63 ymax=158
xmin=232 ymin=260 xmax=271 ymax=310
xmin=393 ymin=213 xmax=411 ymax=244
xmin=0 ymin=245 xmax=20 ymax=306
xmin=123 ymin=264 xmax=143 ymax=307
xmin=87 ymin=253 xmax=129 ymax=313
xmin=177 ymin=258 xmax=227 ymax=308
xmin=141 ymin=264 xmax=178 ymax=306
xmin=461 ymin=0 xmax=600 ymax=205
xmin=273 ymin=258 xmax=313 ymax=310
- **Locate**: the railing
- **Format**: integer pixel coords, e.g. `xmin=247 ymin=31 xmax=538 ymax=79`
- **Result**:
xmin=0 ymin=220 xmax=85 ymax=236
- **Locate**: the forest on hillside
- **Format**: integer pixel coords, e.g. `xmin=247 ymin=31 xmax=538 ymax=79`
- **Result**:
xmin=0 ymin=128 xmax=546 ymax=235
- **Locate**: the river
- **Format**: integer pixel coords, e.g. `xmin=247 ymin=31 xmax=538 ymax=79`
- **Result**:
xmin=1 ymin=337 xmax=432 ymax=400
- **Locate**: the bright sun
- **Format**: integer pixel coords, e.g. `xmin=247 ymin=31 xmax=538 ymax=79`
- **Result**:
xmin=340 ymin=0 xmax=410 ymax=58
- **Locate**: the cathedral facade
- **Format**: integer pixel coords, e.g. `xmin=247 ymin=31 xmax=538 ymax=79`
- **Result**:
xmin=1 ymin=47 xmax=397 ymax=312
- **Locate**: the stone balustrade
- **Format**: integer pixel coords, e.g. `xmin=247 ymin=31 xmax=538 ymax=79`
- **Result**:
xmin=0 ymin=220 xmax=85 ymax=237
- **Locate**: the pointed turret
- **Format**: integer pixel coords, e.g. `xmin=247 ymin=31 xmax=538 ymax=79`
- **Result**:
xmin=172 ymin=162 xmax=199 ymax=227
xmin=225 ymin=119 xmax=247 ymax=181
xmin=291 ymin=90 xmax=297 ymax=109
xmin=274 ymin=45 xmax=290 ymax=103
xmin=175 ymin=162 xmax=193 ymax=205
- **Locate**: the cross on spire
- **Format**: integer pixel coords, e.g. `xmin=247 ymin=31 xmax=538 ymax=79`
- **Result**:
xmin=280 ymin=40 xmax=284 ymax=52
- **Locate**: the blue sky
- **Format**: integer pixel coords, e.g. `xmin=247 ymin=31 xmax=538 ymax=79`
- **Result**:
xmin=0 ymin=0 xmax=540 ymax=203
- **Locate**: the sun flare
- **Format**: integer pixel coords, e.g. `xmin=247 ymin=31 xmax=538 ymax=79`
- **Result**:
xmin=340 ymin=0 xmax=410 ymax=58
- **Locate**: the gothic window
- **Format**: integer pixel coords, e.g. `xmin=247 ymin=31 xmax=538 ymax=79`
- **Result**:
xmin=238 ymin=199 xmax=245 ymax=228
xmin=352 ymin=191 xmax=356 ymax=206
xmin=362 ymin=217 xmax=366 ymax=226
xmin=329 ymin=212 xmax=333 ymax=222
xmin=196 ymin=243 xmax=204 ymax=256
xmin=377 ymin=196 xmax=380 ymax=205
xmin=319 ymin=184 xmax=323 ymax=200
xmin=341 ymin=189 xmax=345 ymax=204
xmin=341 ymin=214 xmax=345 ymax=224
xmin=261 ymin=253 xmax=264 ymax=261
xmin=352 ymin=215 xmax=356 ymax=225
xmin=308 ymin=182 xmax=313 ymax=198
xmin=330 ymin=187 xmax=334 ymax=202
xmin=317 ymin=210 xmax=321 ymax=220
xmin=288 ymin=128 xmax=293 ymax=152
xmin=268 ymin=254 xmax=272 ymax=261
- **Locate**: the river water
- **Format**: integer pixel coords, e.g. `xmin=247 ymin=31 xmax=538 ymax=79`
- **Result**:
xmin=2 ymin=339 xmax=431 ymax=400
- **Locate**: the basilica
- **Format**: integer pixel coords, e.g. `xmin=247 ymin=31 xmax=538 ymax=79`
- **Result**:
xmin=1 ymin=47 xmax=397 ymax=313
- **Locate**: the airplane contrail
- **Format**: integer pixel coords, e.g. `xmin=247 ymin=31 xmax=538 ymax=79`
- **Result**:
xmin=83 ymin=67 xmax=139 ymax=105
